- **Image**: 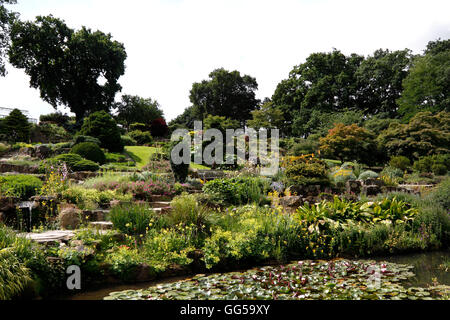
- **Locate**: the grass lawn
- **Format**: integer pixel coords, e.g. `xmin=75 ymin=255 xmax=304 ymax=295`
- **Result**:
xmin=125 ymin=146 xmax=159 ymax=168
xmin=125 ymin=146 xmax=211 ymax=170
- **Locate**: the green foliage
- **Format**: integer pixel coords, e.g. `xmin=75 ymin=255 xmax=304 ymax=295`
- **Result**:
xmin=105 ymin=247 xmax=145 ymax=281
xmin=48 ymin=153 xmax=83 ymax=168
xmin=329 ymin=166 xmax=356 ymax=186
xmin=169 ymin=140 xmax=189 ymax=183
xmin=73 ymin=135 xmax=101 ymax=146
xmin=296 ymin=196 xmax=418 ymax=225
xmin=203 ymin=114 xmax=240 ymax=132
xmin=284 ymin=157 xmax=330 ymax=187
xmin=80 ymin=111 xmax=124 ymax=152
xmin=398 ymin=40 xmax=450 ymax=119
xmin=0 ymin=0 xmax=17 ymax=77
xmin=0 ymin=174 xmax=43 ymax=199
xmin=428 ymin=177 xmax=450 ymax=211
xmin=105 ymin=153 xmax=127 ymax=163
xmin=31 ymin=123 xmax=70 ymax=143
xmin=0 ymin=142 xmax=9 ymax=155
xmin=9 ymin=15 xmax=127 ymax=122
xmin=0 ymin=248 xmax=31 ymax=300
xmin=378 ymin=112 xmax=450 ymax=159
xmin=247 ymin=101 xmax=284 ymax=130
xmin=0 ymin=109 xmax=31 ymax=143
xmin=115 ymin=95 xmax=164 ymax=130
xmin=169 ymin=193 xmax=211 ymax=229
xmin=413 ymin=154 xmax=450 ymax=173
xmin=121 ymin=135 xmax=137 ymax=146
xmin=128 ymin=130 xmax=153 ymax=145
xmin=389 ymin=156 xmax=411 ymax=171
xmin=71 ymin=159 xmax=99 ymax=172
xmin=203 ymin=177 xmax=270 ymax=206
xmin=39 ymin=112 xmax=70 ymax=126
xmin=71 ymin=142 xmax=106 ymax=164
xmin=358 ymin=170 xmax=379 ymax=180
xmin=189 ymin=68 xmax=259 ymax=124
xmin=62 ymin=186 xmax=132 ymax=210
xmin=109 ymin=203 xmax=157 ymax=236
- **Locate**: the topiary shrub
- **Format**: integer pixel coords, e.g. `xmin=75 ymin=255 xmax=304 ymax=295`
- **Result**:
xmin=73 ymin=135 xmax=101 ymax=146
xmin=50 ymin=153 xmax=84 ymax=168
xmin=121 ymin=135 xmax=137 ymax=146
xmin=80 ymin=111 xmax=123 ymax=152
xmin=358 ymin=170 xmax=379 ymax=180
xmin=389 ymin=156 xmax=411 ymax=171
xmin=128 ymin=130 xmax=153 ymax=145
xmin=169 ymin=139 xmax=189 ymax=183
xmin=0 ymin=175 xmax=43 ymax=200
xmin=72 ymin=159 xmax=100 ymax=172
xmin=71 ymin=142 xmax=106 ymax=165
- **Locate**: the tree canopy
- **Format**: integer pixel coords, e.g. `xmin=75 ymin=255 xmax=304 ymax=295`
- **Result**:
xmin=115 ymin=95 xmax=164 ymax=129
xmin=8 ymin=15 xmax=127 ymax=122
xmin=0 ymin=0 xmax=16 ymax=76
xmin=189 ymin=68 xmax=259 ymax=124
xmin=398 ymin=39 xmax=449 ymax=120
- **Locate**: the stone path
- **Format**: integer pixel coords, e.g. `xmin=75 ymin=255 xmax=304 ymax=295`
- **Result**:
xmin=19 ymin=230 xmax=75 ymax=244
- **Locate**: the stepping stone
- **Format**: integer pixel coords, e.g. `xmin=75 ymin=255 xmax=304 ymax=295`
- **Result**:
xmin=149 ymin=201 xmax=171 ymax=208
xmin=89 ymin=221 xmax=113 ymax=230
xmin=153 ymin=207 xmax=171 ymax=214
xmin=19 ymin=230 xmax=75 ymax=244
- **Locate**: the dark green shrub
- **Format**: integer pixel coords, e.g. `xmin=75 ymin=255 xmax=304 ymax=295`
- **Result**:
xmin=169 ymin=139 xmax=189 ymax=183
xmin=39 ymin=112 xmax=70 ymax=126
xmin=121 ymin=135 xmax=137 ymax=146
xmin=71 ymin=142 xmax=106 ymax=164
xmin=413 ymin=154 xmax=450 ymax=173
xmin=129 ymin=123 xmax=148 ymax=131
xmin=73 ymin=135 xmax=101 ymax=146
xmin=0 ymin=109 xmax=31 ymax=143
xmin=80 ymin=111 xmax=123 ymax=152
xmin=0 ymin=175 xmax=43 ymax=199
xmin=389 ymin=156 xmax=411 ymax=171
xmin=129 ymin=130 xmax=153 ymax=145
xmin=50 ymin=153 xmax=84 ymax=168
xmin=432 ymin=164 xmax=447 ymax=176
xmin=284 ymin=157 xmax=330 ymax=187
xmin=72 ymin=160 xmax=99 ymax=172
xmin=105 ymin=153 xmax=127 ymax=163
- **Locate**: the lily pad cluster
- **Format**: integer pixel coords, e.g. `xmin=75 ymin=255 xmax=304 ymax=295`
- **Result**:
xmin=104 ymin=259 xmax=450 ymax=300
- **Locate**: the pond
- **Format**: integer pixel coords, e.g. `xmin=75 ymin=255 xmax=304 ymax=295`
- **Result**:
xmin=66 ymin=251 xmax=449 ymax=300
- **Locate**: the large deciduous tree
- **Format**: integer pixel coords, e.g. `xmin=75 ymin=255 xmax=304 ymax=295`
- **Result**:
xmin=355 ymin=49 xmax=413 ymax=117
xmin=0 ymin=0 xmax=16 ymax=76
xmin=272 ymin=50 xmax=364 ymax=136
xmin=115 ymin=95 xmax=164 ymax=130
xmin=397 ymin=39 xmax=450 ymax=120
xmin=189 ymin=68 xmax=259 ymax=124
xmin=8 ymin=15 xmax=127 ymax=123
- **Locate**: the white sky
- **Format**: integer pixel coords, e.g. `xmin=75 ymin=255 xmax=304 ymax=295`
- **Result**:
xmin=0 ymin=0 xmax=449 ymax=122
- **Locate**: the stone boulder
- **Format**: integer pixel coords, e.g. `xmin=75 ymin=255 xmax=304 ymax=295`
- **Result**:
xmin=280 ymin=196 xmax=303 ymax=208
xmin=346 ymin=180 xmax=362 ymax=195
xmin=35 ymin=145 xmax=53 ymax=159
xmin=59 ymin=206 xmax=81 ymax=230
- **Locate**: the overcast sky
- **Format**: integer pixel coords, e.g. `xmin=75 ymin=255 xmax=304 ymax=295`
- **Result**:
xmin=0 ymin=0 xmax=449 ymax=122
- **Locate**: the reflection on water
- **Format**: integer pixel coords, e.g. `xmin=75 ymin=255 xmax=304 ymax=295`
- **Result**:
xmin=66 ymin=251 xmax=449 ymax=300
xmin=373 ymin=250 xmax=450 ymax=288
